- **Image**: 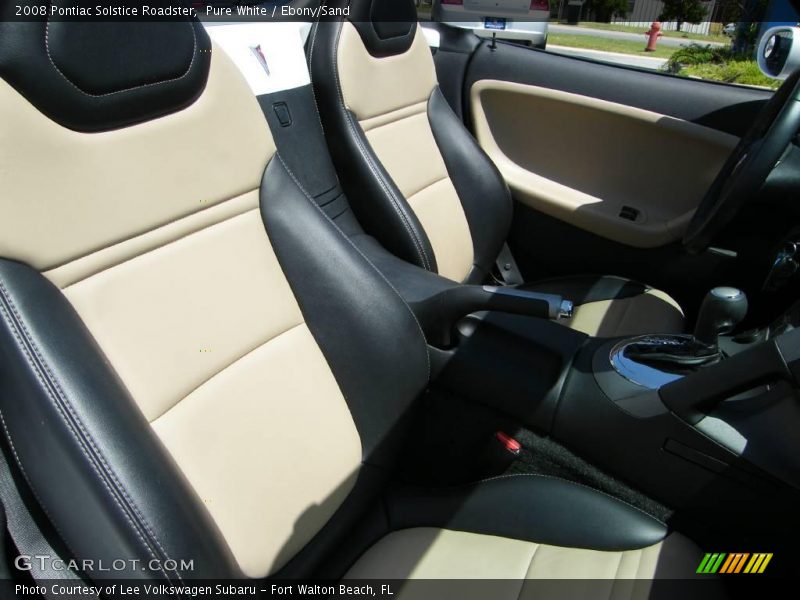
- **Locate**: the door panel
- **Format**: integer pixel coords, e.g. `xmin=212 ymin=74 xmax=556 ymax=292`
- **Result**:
xmin=464 ymin=42 xmax=771 ymax=138
xmin=471 ymin=79 xmax=738 ymax=248
xmin=452 ymin=39 xmax=774 ymax=303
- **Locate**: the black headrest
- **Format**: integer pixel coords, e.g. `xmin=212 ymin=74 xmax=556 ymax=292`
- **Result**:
xmin=0 ymin=4 xmax=211 ymax=132
xmin=343 ymin=0 xmax=418 ymax=58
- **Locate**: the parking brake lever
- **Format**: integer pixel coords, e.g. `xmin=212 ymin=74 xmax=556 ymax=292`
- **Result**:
xmin=480 ymin=286 xmax=574 ymax=319
xmin=415 ymin=285 xmax=573 ymax=347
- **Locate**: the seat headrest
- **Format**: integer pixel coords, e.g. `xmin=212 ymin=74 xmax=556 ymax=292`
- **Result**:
xmin=0 ymin=4 xmax=211 ymax=132
xmin=342 ymin=0 xmax=418 ymax=58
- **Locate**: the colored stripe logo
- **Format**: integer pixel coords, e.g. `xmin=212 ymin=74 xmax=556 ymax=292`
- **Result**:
xmin=697 ymin=553 xmax=773 ymax=574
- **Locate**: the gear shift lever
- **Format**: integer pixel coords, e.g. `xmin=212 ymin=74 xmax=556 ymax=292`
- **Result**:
xmin=694 ymin=287 xmax=748 ymax=348
xmin=621 ymin=287 xmax=748 ymax=375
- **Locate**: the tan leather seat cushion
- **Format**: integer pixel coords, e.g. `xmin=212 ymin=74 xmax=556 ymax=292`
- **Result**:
xmin=346 ymin=528 xmax=707 ymax=599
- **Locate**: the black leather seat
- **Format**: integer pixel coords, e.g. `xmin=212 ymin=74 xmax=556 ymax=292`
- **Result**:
xmin=0 ymin=10 xmax=702 ymax=585
xmin=308 ymin=0 xmax=685 ymax=338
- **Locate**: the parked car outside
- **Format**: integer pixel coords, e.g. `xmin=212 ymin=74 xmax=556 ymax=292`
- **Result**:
xmin=432 ymin=0 xmax=550 ymax=49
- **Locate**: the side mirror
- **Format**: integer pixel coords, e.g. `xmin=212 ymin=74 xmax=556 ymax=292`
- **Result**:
xmin=757 ymin=26 xmax=800 ymax=80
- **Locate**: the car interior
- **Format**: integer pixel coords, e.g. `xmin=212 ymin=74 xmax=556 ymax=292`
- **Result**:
xmin=0 ymin=0 xmax=799 ymax=596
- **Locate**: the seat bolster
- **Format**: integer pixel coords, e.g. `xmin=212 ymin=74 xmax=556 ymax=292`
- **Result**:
xmin=385 ymin=474 xmax=667 ymax=551
xmin=259 ymin=156 xmax=431 ymax=466
xmin=0 ymin=260 xmax=238 ymax=579
xmin=428 ymin=87 xmax=513 ymax=284
xmin=308 ymin=20 xmax=438 ymax=273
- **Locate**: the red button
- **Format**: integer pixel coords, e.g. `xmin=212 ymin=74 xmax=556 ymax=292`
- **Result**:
xmin=496 ymin=431 xmax=521 ymax=454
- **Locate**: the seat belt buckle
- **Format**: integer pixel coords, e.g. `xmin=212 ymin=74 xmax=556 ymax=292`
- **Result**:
xmin=494 ymin=243 xmax=524 ymax=286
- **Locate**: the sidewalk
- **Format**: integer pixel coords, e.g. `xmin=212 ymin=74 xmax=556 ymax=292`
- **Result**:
xmin=547 ymin=44 xmax=669 ymax=70
xmin=549 ymin=24 xmax=726 ymax=47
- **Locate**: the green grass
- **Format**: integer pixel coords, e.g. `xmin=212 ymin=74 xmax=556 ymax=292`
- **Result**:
xmin=664 ymin=44 xmax=781 ymax=89
xmin=677 ymin=62 xmax=781 ymax=89
xmin=566 ymin=21 xmax=730 ymax=44
xmin=548 ymin=33 xmax=677 ymax=59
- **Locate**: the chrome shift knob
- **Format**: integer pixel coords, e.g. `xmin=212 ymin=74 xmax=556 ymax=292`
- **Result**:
xmin=694 ymin=287 xmax=748 ymax=347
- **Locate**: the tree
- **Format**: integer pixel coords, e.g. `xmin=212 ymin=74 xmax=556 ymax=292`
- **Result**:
xmin=659 ymin=0 xmax=709 ymax=32
xmin=711 ymin=0 xmax=769 ymax=56
xmin=584 ymin=0 xmax=629 ymax=23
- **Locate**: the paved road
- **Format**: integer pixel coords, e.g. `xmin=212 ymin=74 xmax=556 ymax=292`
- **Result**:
xmin=547 ymin=44 xmax=669 ymax=70
xmin=549 ymin=24 xmax=726 ymax=47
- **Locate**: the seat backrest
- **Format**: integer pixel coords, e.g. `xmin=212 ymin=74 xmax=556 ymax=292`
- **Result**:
xmin=309 ymin=0 xmax=512 ymax=284
xmin=0 ymin=14 xmax=428 ymax=580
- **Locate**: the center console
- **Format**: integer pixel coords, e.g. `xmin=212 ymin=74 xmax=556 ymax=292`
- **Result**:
xmin=547 ymin=294 xmax=800 ymax=565
xmin=425 ymin=282 xmax=800 ymax=568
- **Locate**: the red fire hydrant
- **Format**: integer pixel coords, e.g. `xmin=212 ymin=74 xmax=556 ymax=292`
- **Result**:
xmin=644 ymin=21 xmax=663 ymax=52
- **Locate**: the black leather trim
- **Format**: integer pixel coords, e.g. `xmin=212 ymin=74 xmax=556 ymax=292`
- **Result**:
xmin=438 ymin=312 xmax=586 ymax=432
xmin=519 ymin=275 xmax=649 ymax=306
xmin=428 ymin=87 xmax=512 ymax=283
xmin=349 ymin=234 xmax=455 ymax=305
xmin=386 ymin=474 xmax=668 ymax=551
xmin=0 ymin=13 xmax=211 ymax=132
xmin=0 ymin=260 xmax=239 ymax=579
xmin=257 ymin=86 xmax=353 ymax=226
xmin=309 ymin=19 xmax=437 ymax=273
xmin=259 ymin=156 xmax=430 ymax=467
xmin=256 ymin=82 xmax=460 ymax=356
xmin=348 ymin=234 xmax=472 ymax=343
xmin=47 ymin=21 xmax=196 ymax=96
xmin=427 ymin=23 xmax=481 ymax=120
xmin=341 ymin=0 xmax=418 ymax=58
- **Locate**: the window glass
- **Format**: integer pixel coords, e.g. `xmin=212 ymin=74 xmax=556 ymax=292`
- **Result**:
xmin=419 ymin=0 xmax=792 ymax=90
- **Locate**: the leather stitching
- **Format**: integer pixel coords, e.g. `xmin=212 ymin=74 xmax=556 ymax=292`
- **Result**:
xmin=0 ymin=282 xmax=171 ymax=574
xmin=0 ymin=280 xmax=183 ymax=583
xmin=426 ymin=88 xmax=482 ymax=279
xmin=359 ymin=100 xmax=428 ymax=132
xmin=343 ymin=111 xmax=433 ymax=270
xmin=56 ymin=197 xmax=261 ymax=288
xmin=306 ymin=18 xmax=335 ymax=143
xmin=306 ymin=1 xmax=324 ymax=67
xmin=343 ymin=105 xmax=433 ymax=273
xmin=153 ymin=322 xmax=306 ymax=422
xmin=275 ymin=153 xmax=431 ymax=382
xmin=329 ymin=21 xmax=433 ymax=272
xmin=44 ymin=6 xmax=199 ymax=98
xmin=405 ymin=175 xmax=449 ymax=204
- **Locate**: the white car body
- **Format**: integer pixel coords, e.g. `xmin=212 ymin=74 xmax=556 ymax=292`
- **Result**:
xmin=431 ymin=0 xmax=550 ymax=48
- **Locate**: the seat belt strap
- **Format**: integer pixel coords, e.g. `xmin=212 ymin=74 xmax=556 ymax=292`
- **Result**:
xmin=495 ymin=243 xmax=524 ymax=286
xmin=0 ymin=440 xmax=80 ymax=585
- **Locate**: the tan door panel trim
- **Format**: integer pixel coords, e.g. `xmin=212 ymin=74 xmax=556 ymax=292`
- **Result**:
xmin=470 ymin=80 xmax=739 ymax=248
